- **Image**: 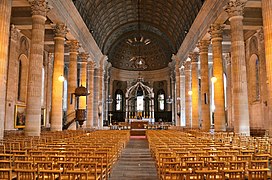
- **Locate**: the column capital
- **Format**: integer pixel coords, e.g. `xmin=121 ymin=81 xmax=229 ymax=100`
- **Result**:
xmin=224 ymin=0 xmax=247 ymax=18
xmin=88 ymin=60 xmax=96 ymax=70
xmin=224 ymin=53 xmax=231 ymax=65
xmin=257 ymin=28 xmax=264 ymax=42
xmin=10 ymin=24 xmax=20 ymax=41
xmin=183 ymin=60 xmax=191 ymax=71
xmin=67 ymin=40 xmax=80 ymax=53
xmin=52 ymin=23 xmax=68 ymax=38
xmin=209 ymin=24 xmax=224 ymax=41
xmin=79 ymin=52 xmax=90 ymax=63
xmin=189 ymin=52 xmax=199 ymax=63
xmin=28 ymin=0 xmax=50 ymax=17
xmin=179 ymin=66 xmax=185 ymax=76
xmin=197 ymin=40 xmax=210 ymax=53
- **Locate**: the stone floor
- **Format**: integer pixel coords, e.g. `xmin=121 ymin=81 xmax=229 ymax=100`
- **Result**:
xmin=109 ymin=136 xmax=158 ymax=180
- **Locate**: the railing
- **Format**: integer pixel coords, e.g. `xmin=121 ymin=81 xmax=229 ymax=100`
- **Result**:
xmin=62 ymin=111 xmax=76 ymax=130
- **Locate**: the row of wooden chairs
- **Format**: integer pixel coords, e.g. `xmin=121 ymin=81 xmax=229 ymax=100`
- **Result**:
xmin=0 ymin=130 xmax=130 ymax=180
xmin=146 ymin=130 xmax=272 ymax=180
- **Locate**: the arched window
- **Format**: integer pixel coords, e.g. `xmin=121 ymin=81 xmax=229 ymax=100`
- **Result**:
xmin=157 ymin=89 xmax=165 ymax=111
xmin=255 ymin=58 xmax=260 ymax=100
xmin=41 ymin=66 xmax=45 ymax=105
xmin=115 ymin=89 xmax=123 ymax=111
xmin=17 ymin=60 xmax=22 ymax=101
xmin=17 ymin=54 xmax=28 ymax=102
xmin=249 ymin=54 xmax=260 ymax=102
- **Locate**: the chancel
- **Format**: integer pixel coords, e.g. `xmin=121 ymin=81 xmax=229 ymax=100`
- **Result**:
xmin=0 ymin=0 xmax=272 ymax=179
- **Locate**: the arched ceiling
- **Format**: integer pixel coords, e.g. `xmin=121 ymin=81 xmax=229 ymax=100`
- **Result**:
xmin=73 ymin=0 xmax=204 ymax=70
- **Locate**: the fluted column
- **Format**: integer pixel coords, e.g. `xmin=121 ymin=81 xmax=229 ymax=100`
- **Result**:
xmin=25 ymin=0 xmax=49 ymax=136
xmin=173 ymin=55 xmax=181 ymax=126
xmin=225 ymin=0 xmax=250 ymax=135
xmin=46 ymin=53 xmax=53 ymax=128
xmin=262 ymin=0 xmax=272 ymax=134
xmin=93 ymin=67 xmax=99 ymax=128
xmin=209 ymin=24 xmax=226 ymax=131
xmin=180 ymin=67 xmax=186 ymax=126
xmin=66 ymin=40 xmax=79 ymax=130
xmin=0 ymin=0 xmax=12 ymax=138
xmin=98 ymin=56 xmax=107 ymax=129
xmin=184 ymin=60 xmax=192 ymax=127
xmin=86 ymin=60 xmax=95 ymax=129
xmin=51 ymin=23 xmax=68 ymax=131
xmin=198 ymin=40 xmax=211 ymax=131
xmin=224 ymin=53 xmax=233 ymax=128
xmin=189 ymin=52 xmax=199 ymax=129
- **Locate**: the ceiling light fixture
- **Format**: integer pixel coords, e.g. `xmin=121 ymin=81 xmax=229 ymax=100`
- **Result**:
xmin=128 ymin=0 xmax=149 ymax=70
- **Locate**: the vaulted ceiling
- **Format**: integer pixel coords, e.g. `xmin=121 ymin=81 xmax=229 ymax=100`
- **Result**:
xmin=73 ymin=0 xmax=204 ymax=71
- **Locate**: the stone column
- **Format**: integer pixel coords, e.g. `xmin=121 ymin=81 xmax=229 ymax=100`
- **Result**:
xmin=262 ymin=0 xmax=272 ymax=134
xmin=0 ymin=0 xmax=12 ymax=138
xmin=79 ymin=52 xmax=89 ymax=128
xmin=198 ymin=40 xmax=211 ymax=131
xmin=209 ymin=24 xmax=226 ymax=131
xmin=98 ymin=56 xmax=107 ymax=129
xmin=225 ymin=0 xmax=250 ymax=135
xmin=224 ymin=53 xmax=233 ymax=128
xmin=5 ymin=25 xmax=20 ymax=130
xmin=45 ymin=53 xmax=53 ymax=128
xmin=86 ymin=60 xmax=95 ymax=129
xmin=170 ymin=73 xmax=175 ymax=124
xmin=180 ymin=67 xmax=186 ymax=126
xmin=25 ymin=0 xmax=49 ymax=136
xmin=173 ymin=55 xmax=181 ymax=126
xmin=184 ymin=60 xmax=192 ymax=127
xmin=93 ymin=67 xmax=99 ymax=128
xmin=51 ymin=23 xmax=68 ymax=131
xmin=66 ymin=40 xmax=79 ymax=130
xmin=189 ymin=52 xmax=199 ymax=129
xmin=78 ymin=52 xmax=89 ymax=109
xmin=257 ymin=29 xmax=267 ymax=129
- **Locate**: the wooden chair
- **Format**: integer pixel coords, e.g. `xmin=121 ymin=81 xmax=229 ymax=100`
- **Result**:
xmin=14 ymin=169 xmax=37 ymax=180
xmin=160 ymin=161 xmax=181 ymax=180
xmin=61 ymin=170 xmax=89 ymax=180
xmin=14 ymin=160 xmax=34 ymax=169
xmin=37 ymin=169 xmax=62 ymax=180
xmin=195 ymin=169 xmax=220 ymax=180
xmin=55 ymin=161 xmax=76 ymax=172
xmin=0 ymin=160 xmax=12 ymax=169
xmin=229 ymin=161 xmax=246 ymax=170
xmin=249 ymin=160 xmax=268 ymax=169
xmin=168 ymin=170 xmax=190 ymax=180
xmin=248 ymin=168 xmax=270 ymax=180
xmin=78 ymin=162 xmax=99 ymax=180
xmin=185 ymin=161 xmax=204 ymax=173
xmin=223 ymin=169 xmax=245 ymax=180
xmin=0 ymin=168 xmax=12 ymax=180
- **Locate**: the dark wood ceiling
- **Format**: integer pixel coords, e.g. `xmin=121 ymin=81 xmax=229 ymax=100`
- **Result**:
xmin=73 ymin=0 xmax=204 ymax=71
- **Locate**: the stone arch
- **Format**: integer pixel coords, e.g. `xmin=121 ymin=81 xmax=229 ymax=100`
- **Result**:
xmin=19 ymin=36 xmax=29 ymax=57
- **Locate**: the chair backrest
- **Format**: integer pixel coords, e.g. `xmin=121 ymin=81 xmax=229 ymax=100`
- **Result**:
xmin=248 ymin=168 xmax=269 ymax=180
xmin=14 ymin=169 xmax=37 ymax=180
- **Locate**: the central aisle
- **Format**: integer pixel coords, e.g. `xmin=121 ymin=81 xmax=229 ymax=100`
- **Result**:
xmin=109 ymin=136 xmax=158 ymax=180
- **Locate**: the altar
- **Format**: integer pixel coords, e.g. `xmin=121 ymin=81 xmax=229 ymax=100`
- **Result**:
xmin=130 ymin=119 xmax=149 ymax=129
